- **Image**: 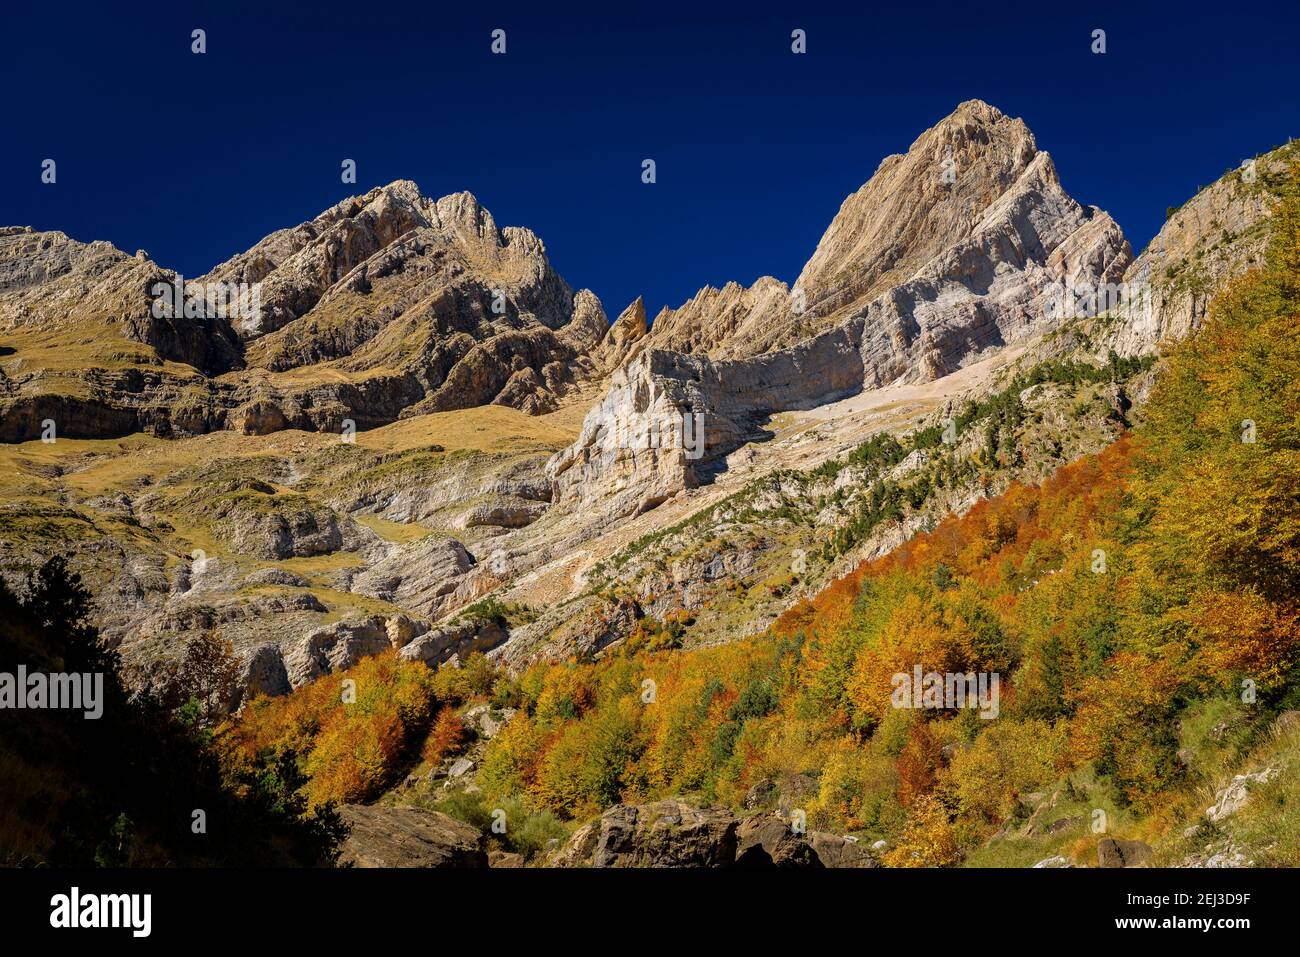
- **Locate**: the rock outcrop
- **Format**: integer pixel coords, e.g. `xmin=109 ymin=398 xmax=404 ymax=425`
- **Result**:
xmin=284 ymin=618 xmax=400 ymax=689
xmin=552 ymin=802 xmax=879 ymax=868
xmin=396 ymin=618 xmax=508 ymax=667
xmin=552 ymin=800 xmax=739 ymax=868
xmin=597 ymin=296 xmax=649 ymax=369
xmin=336 ymin=804 xmax=488 ymax=868
xmin=347 ymin=536 xmax=477 ymax=618
xmin=1107 ymin=148 xmax=1291 ymax=355
xmin=1206 ymin=767 xmax=1279 ymax=823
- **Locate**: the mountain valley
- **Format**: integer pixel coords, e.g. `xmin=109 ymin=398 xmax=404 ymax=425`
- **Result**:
xmin=2 ymin=100 xmax=1297 ymax=870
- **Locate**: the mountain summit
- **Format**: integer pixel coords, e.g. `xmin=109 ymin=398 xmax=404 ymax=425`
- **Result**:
xmin=550 ymin=99 xmax=1134 ymax=518
xmin=633 ymin=100 xmax=1129 ymax=365
xmin=0 ymin=182 xmax=610 ymax=440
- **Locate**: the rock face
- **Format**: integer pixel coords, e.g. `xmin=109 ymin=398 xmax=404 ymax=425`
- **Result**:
xmin=396 ymin=618 xmax=508 ymax=667
xmin=596 ymin=296 xmax=648 ymax=369
xmin=239 ymin=643 xmax=292 ymax=701
xmin=218 ymin=499 xmax=354 ymax=560
xmin=348 ymin=536 xmax=478 ymax=617
xmin=550 ymin=100 xmax=1132 ymax=520
xmin=734 ymin=813 xmax=820 ymax=867
xmin=734 ymin=812 xmax=879 ymax=868
xmin=336 ymin=805 xmax=488 ymax=868
xmin=0 ymin=227 xmax=244 ymax=375
xmin=639 ymin=100 xmax=1129 ymax=365
xmin=284 ymin=618 xmax=398 ymax=689
xmin=806 ymin=831 xmax=880 ymax=869
xmin=1105 ymin=152 xmax=1286 ymax=356
xmin=1019 ymin=142 xmax=1296 ymax=374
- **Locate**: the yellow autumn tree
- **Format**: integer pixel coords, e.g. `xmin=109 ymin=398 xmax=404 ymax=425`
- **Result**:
xmin=884 ymin=794 xmax=961 ymax=867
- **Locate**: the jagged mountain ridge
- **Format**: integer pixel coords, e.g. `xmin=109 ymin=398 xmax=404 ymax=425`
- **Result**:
xmin=0 ymin=183 xmax=610 ymax=441
xmin=2 ymin=100 xmax=1128 ymax=448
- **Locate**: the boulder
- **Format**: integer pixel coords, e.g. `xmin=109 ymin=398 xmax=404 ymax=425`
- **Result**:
xmin=1045 ymin=815 xmax=1084 ymax=835
xmin=550 ymin=820 xmax=599 ymax=867
xmin=336 ymin=805 xmax=487 ymax=868
xmin=385 ymin=613 xmax=427 ymax=650
xmin=772 ymin=772 xmax=818 ymax=815
xmin=743 ymin=778 xmax=777 ymax=811
xmin=1272 ymin=710 xmax=1300 ymax=736
xmin=807 ymin=831 xmax=879 ymax=868
xmin=735 ymin=813 xmax=820 ymax=868
xmin=555 ymin=800 xmax=738 ymax=868
xmin=1097 ymin=838 xmax=1152 ymax=868
xmin=446 ymin=757 xmax=476 ymax=780
xmin=462 ymin=703 xmax=516 ymax=740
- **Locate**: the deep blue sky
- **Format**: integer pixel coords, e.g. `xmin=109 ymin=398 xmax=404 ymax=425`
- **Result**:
xmin=3 ymin=1 xmax=1298 ymax=322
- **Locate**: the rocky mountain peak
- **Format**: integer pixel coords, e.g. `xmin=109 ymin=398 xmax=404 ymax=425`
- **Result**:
xmin=374 ymin=178 xmax=426 ymax=203
xmin=552 ymin=100 xmax=1135 ymax=520
xmin=791 ymin=99 xmax=1040 ymax=331
xmin=427 ymin=190 xmax=499 ymax=243
xmin=625 ymin=101 xmax=1061 ymax=364
xmin=0 ymin=177 xmax=618 ymax=439
xmin=562 ymin=288 xmax=610 ymax=351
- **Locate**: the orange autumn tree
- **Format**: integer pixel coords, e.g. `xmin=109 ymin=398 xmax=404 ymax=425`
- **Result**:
xmin=219 ymin=652 xmax=443 ymax=809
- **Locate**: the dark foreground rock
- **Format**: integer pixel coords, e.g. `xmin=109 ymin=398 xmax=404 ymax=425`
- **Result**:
xmin=735 ymin=812 xmax=879 ymax=868
xmin=552 ymin=799 xmax=737 ymax=867
xmin=1097 ymin=838 xmax=1153 ymax=868
xmin=552 ymin=801 xmax=878 ymax=868
xmin=337 ymin=804 xmax=488 ymax=868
